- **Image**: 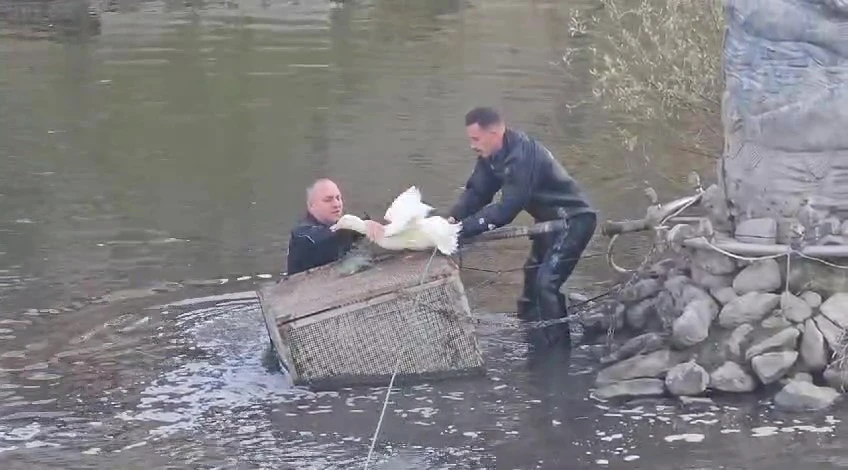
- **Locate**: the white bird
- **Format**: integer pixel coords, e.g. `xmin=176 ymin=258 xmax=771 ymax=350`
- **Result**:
xmin=330 ymin=186 xmax=462 ymax=256
xmin=382 ymin=186 xmax=435 ymax=237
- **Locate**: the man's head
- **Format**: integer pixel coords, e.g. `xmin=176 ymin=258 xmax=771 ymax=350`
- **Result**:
xmin=306 ymin=178 xmax=344 ymax=225
xmin=464 ymin=106 xmax=506 ymax=158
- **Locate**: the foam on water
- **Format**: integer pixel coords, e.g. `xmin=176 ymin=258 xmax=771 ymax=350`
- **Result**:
xmin=118 ymin=297 xmax=306 ymax=438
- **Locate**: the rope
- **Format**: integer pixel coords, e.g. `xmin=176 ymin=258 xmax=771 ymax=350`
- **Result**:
xmin=478 ymin=288 xmax=616 ymax=329
xmin=458 ymin=251 xmax=606 ymax=275
xmin=363 ymin=246 xmax=439 ymax=470
xmin=797 ymin=251 xmax=848 ymax=270
xmin=604 ymin=195 xmax=848 ymax=297
xmin=682 ymin=237 xmax=848 ymax=299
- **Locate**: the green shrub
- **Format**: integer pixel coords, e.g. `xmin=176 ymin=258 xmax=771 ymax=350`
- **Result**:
xmin=569 ymin=0 xmax=724 ymax=159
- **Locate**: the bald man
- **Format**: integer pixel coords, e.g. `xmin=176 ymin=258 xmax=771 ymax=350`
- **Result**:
xmin=286 ymin=179 xmax=382 ymax=275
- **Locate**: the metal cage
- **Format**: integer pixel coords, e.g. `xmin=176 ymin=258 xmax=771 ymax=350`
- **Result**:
xmin=257 ymin=250 xmax=486 ymax=390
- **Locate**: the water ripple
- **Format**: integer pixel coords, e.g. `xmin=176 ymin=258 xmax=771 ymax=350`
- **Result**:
xmin=117 ymin=297 xmax=302 ymax=438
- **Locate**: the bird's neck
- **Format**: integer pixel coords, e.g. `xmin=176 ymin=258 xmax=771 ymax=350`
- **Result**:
xmin=343 ymin=216 xmax=369 ymax=234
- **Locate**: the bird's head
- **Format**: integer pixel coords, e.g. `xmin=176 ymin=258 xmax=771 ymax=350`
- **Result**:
xmin=330 ymin=214 xmax=366 ymax=233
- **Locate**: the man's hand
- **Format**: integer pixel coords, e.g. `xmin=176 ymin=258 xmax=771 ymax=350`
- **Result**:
xmin=447 ymin=216 xmax=457 ymax=224
xmin=364 ymin=220 xmax=385 ymax=242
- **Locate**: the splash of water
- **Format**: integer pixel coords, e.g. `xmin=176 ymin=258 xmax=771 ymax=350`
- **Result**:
xmin=118 ymin=295 xmax=310 ymax=438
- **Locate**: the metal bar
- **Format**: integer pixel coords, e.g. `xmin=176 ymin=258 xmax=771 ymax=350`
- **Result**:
xmin=464 ymin=219 xmax=571 ymax=243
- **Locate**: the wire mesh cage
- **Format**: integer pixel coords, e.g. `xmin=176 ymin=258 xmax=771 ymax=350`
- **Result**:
xmin=258 ymin=250 xmax=486 ymax=390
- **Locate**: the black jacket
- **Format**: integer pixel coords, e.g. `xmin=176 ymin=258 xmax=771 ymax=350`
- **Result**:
xmin=285 ymin=212 xmax=366 ymax=275
xmin=449 ymin=128 xmax=595 ymax=239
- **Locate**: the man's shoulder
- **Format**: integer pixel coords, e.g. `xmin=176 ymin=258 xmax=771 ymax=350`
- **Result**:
xmin=290 ymin=215 xmax=328 ymax=239
xmin=505 ymin=129 xmax=548 ymax=161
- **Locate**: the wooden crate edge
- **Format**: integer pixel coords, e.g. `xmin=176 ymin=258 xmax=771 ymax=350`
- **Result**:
xmin=257 ymin=281 xmax=299 ymax=383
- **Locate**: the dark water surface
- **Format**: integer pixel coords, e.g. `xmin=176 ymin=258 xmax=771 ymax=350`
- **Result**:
xmin=2 ymin=1 xmax=846 ymax=469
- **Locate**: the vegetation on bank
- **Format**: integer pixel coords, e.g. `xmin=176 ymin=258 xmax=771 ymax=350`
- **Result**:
xmin=569 ymin=0 xmax=724 ymax=160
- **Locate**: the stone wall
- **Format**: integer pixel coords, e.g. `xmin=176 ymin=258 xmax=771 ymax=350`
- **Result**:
xmin=582 ymin=225 xmax=848 ymax=411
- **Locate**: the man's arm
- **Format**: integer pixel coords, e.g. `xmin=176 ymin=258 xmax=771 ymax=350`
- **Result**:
xmin=458 ymin=146 xmax=537 ymax=239
xmin=449 ymin=158 xmax=501 ymax=222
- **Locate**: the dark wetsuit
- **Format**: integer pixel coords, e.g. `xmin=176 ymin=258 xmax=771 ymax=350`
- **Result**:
xmin=285 ymin=212 xmax=366 ymax=275
xmin=449 ymin=128 xmax=597 ymax=347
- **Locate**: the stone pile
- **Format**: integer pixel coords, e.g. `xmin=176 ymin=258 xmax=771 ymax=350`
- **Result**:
xmin=581 ymin=215 xmax=848 ymax=411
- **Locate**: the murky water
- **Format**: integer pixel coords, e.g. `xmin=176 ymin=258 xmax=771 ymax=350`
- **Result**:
xmin=2 ymin=0 xmax=847 ymax=469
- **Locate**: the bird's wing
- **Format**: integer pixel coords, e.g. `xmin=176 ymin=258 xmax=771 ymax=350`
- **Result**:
xmin=383 ymin=186 xmax=434 ymax=237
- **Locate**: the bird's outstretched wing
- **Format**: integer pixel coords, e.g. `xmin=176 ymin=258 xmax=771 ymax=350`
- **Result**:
xmin=383 ymin=186 xmax=434 ymax=237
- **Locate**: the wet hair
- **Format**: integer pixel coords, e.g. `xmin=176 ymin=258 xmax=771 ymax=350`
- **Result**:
xmin=464 ymin=106 xmax=503 ymax=128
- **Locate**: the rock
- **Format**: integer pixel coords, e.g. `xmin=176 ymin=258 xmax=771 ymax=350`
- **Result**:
xmin=600 ymin=333 xmax=666 ymax=365
xmin=823 ymin=361 xmax=848 ymax=391
xmin=672 ymin=297 xmax=720 ymax=348
xmin=774 ymin=380 xmax=840 ymax=412
xmin=647 ymin=258 xmax=686 ymax=279
xmin=690 ymin=329 xmax=731 ymax=371
xmin=625 ymin=296 xmax=658 ymax=331
xmin=678 ymin=396 xmax=715 ymax=408
xmin=786 ymin=257 xmax=848 ymax=297
xmin=751 ymin=351 xmax=798 ymax=385
xmin=577 ymin=310 xmax=608 ymax=336
xmin=700 ymin=184 xmax=733 ymax=232
xmin=664 ymin=276 xmax=714 ymax=310
xmin=725 ymin=323 xmax=755 ymax=359
xmin=780 ymin=292 xmax=813 ymax=323
xmin=580 ymin=300 xmax=626 ymax=337
xmin=619 ymin=278 xmax=662 ymax=303
xmin=691 ymin=266 xmax=733 ymax=290
xmin=734 ymin=217 xmax=777 ymax=244
xmin=819 ymin=293 xmax=848 ymax=329
xmin=812 ymin=314 xmax=844 ymax=352
xmin=654 ymin=290 xmax=679 ymax=330
xmin=820 ymin=235 xmax=847 ymax=245
xmin=594 ymin=378 xmax=666 ymax=400
xmin=732 ymin=259 xmax=782 ymax=295
xmin=595 ymin=349 xmax=683 ymax=386
xmin=792 ymin=372 xmax=813 ymax=383
xmin=718 ymin=292 xmax=781 ymax=329
xmin=779 ymin=217 xmax=812 ymax=245
xmin=710 ymin=286 xmax=737 ymax=306
xmin=691 ymin=249 xmax=737 ymax=275
xmin=744 ymin=328 xmax=800 ymax=361
xmin=709 ymin=361 xmax=757 ymax=393
xmin=647 ymin=258 xmax=675 ymax=277
xmin=664 ymin=361 xmax=709 ymax=396
xmin=800 ymin=291 xmax=822 ymax=309
xmin=822 ymin=216 xmax=842 ymax=236
xmin=761 ymin=313 xmax=792 ymax=329
xmin=800 ymin=319 xmax=829 ymax=372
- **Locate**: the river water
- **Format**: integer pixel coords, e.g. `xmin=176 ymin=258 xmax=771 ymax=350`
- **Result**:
xmin=1 ymin=1 xmax=846 ymax=469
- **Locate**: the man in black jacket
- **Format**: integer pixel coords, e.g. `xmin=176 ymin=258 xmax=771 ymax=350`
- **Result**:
xmin=448 ymin=107 xmax=597 ymax=347
xmin=286 ymin=178 xmax=382 ymax=275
